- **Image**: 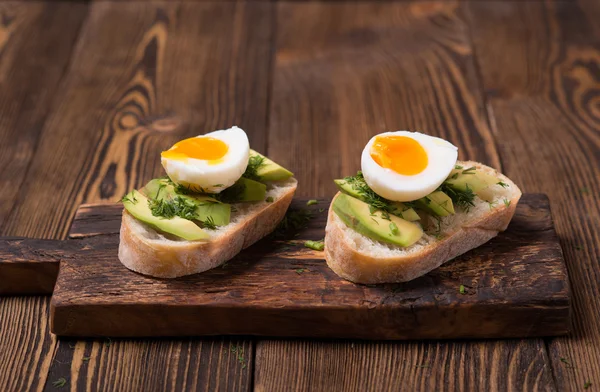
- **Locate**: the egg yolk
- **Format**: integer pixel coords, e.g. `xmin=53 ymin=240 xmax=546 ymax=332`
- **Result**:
xmin=161 ymin=136 xmax=228 ymax=163
xmin=370 ymin=136 xmax=428 ymax=175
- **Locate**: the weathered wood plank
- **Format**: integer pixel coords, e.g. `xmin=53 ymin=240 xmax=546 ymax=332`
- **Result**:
xmin=256 ymin=339 xmax=554 ymax=392
xmin=0 ymin=3 xmax=87 ymax=391
xmin=468 ymin=1 xmax=600 ymax=390
xmin=18 ymin=2 xmax=272 ymax=391
xmin=0 ymin=3 xmax=86 ymax=228
xmin=50 ymin=195 xmax=568 ymax=339
xmin=258 ymin=2 xmax=557 ymax=390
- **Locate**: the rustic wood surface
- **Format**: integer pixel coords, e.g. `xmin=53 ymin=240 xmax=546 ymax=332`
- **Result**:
xmin=49 ymin=195 xmax=569 ymax=339
xmin=0 ymin=0 xmax=598 ymax=391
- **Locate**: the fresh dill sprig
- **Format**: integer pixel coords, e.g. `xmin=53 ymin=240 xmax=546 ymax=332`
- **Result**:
xmin=230 ymin=345 xmax=247 ymax=369
xmin=307 ymin=199 xmax=318 ymax=206
xmin=459 ymin=285 xmax=466 ymax=294
xmin=462 ymin=166 xmax=476 ymax=175
xmin=52 ymin=378 xmax=67 ymax=388
xmin=438 ymin=183 xmax=476 ymax=211
xmin=200 ymin=216 xmax=217 ymax=230
xmin=342 ymin=172 xmax=399 ymax=215
xmin=497 ymin=181 xmax=509 ymax=188
xmin=121 ymin=193 xmax=138 ymax=204
xmin=148 ymin=195 xmax=198 ymax=220
xmin=455 ymin=165 xmax=463 ymax=170
xmin=503 ymin=199 xmax=511 ymax=207
xmin=242 ymin=154 xmax=265 ymax=181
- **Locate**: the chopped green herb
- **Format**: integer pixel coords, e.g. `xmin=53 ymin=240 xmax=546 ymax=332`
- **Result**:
xmin=560 ymin=357 xmax=574 ymax=368
xmin=580 ymin=187 xmax=590 ymax=195
xmin=307 ymin=199 xmax=318 ymax=206
xmin=274 ymin=208 xmax=312 ymax=238
xmin=230 ymin=344 xmax=247 ymax=369
xmin=52 ymin=378 xmax=67 ymax=388
xmin=341 ymin=172 xmax=401 ymax=216
xmin=389 ymin=222 xmax=399 ymax=235
xmin=438 ymin=183 xmax=476 ymax=211
xmin=295 ymin=268 xmax=309 ymax=274
xmin=497 ymin=181 xmax=509 ymax=188
xmin=200 ymin=216 xmax=217 ymax=230
xmin=82 ymin=357 xmax=91 ymax=362
xmin=318 ymin=208 xmax=325 ymax=213
xmin=503 ymin=199 xmax=511 ymax=207
xmin=487 ymin=200 xmax=498 ymax=210
xmin=459 ymin=285 xmax=466 ymax=294
xmin=304 ymin=240 xmax=324 ymax=251
xmin=121 ymin=193 xmax=138 ymax=204
xmin=455 ymin=165 xmax=463 ymax=170
xmin=584 ymin=381 xmax=592 ymax=389
xmin=213 ymin=184 xmax=224 ymax=187
xmin=148 ymin=195 xmax=198 ymax=220
xmin=462 ymin=166 xmax=476 ymax=175
xmin=266 ymin=196 xmax=274 ymax=203
xmin=242 ymin=154 xmax=265 ymax=181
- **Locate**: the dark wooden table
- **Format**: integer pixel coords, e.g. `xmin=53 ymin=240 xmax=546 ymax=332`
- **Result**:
xmin=0 ymin=1 xmax=598 ymax=391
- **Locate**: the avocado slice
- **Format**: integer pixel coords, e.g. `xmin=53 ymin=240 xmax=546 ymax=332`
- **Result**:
xmin=218 ymin=177 xmax=267 ymax=203
xmin=122 ymin=190 xmax=209 ymax=241
xmin=143 ymin=179 xmax=231 ymax=226
xmin=445 ymin=167 xmax=498 ymax=194
xmin=334 ymin=179 xmax=420 ymax=222
xmin=332 ymin=193 xmax=423 ymax=247
xmin=416 ymin=191 xmax=455 ymax=217
xmin=250 ymin=150 xmax=293 ymax=182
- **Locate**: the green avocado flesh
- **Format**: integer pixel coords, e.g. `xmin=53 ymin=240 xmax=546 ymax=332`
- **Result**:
xmin=123 ymin=190 xmax=209 ymax=241
xmin=334 ymin=179 xmax=420 ymax=222
xmin=143 ymin=179 xmax=231 ymax=226
xmin=221 ymin=177 xmax=267 ymax=202
xmin=416 ymin=191 xmax=455 ymax=217
xmin=333 ymin=193 xmax=423 ymax=247
xmin=250 ymin=149 xmax=293 ymax=182
xmin=445 ymin=168 xmax=499 ymax=194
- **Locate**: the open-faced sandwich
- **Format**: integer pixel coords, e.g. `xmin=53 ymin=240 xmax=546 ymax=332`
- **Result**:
xmin=119 ymin=126 xmax=297 ymax=278
xmin=325 ymin=131 xmax=522 ymax=284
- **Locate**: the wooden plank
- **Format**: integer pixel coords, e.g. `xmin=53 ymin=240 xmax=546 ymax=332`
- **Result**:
xmin=256 ymin=339 xmax=554 ymax=392
xmin=259 ymin=1 xmax=557 ymax=390
xmin=468 ymin=1 xmax=600 ymax=390
xmin=15 ymin=2 xmax=272 ymax=390
xmin=0 ymin=3 xmax=86 ymax=228
xmin=0 ymin=3 xmax=87 ymax=391
xmin=50 ymin=195 xmax=568 ymax=339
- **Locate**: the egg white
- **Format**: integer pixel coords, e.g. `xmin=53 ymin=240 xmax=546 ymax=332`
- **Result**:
xmin=161 ymin=126 xmax=250 ymax=194
xmin=361 ymin=131 xmax=458 ymax=202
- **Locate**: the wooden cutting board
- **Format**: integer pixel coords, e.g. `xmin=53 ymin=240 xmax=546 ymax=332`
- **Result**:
xmin=1 ymin=195 xmax=571 ymax=339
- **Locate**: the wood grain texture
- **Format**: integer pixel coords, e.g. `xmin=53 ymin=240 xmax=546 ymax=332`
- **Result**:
xmin=468 ymin=1 xmax=600 ymax=390
xmin=14 ymin=2 xmax=273 ymax=391
xmin=259 ymin=2 xmax=557 ymax=390
xmin=0 ymin=2 xmax=86 ymax=231
xmin=51 ymin=195 xmax=569 ymax=339
xmin=256 ymin=339 xmax=555 ymax=392
xmin=0 ymin=3 xmax=87 ymax=391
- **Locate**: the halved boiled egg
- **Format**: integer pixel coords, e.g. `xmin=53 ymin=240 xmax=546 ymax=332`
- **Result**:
xmin=161 ymin=126 xmax=249 ymax=193
xmin=361 ymin=131 xmax=458 ymax=202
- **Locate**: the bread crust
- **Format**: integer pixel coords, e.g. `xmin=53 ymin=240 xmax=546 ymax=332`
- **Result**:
xmin=118 ymin=180 xmax=297 ymax=278
xmin=324 ymin=162 xmax=522 ymax=284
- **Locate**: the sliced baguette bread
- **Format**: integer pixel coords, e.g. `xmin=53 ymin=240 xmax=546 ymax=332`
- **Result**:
xmin=119 ymin=178 xmax=297 ymax=278
xmin=324 ymin=161 xmax=521 ymax=284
